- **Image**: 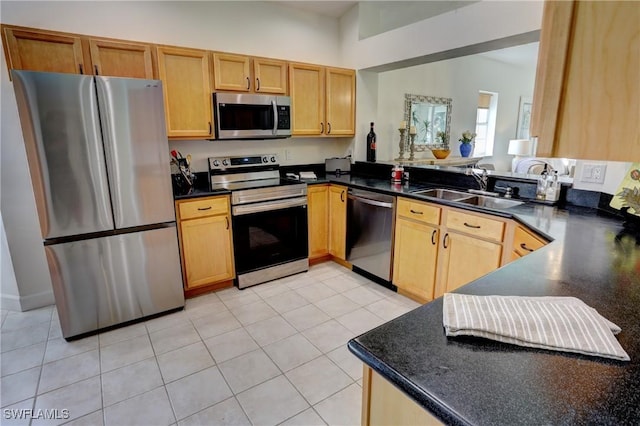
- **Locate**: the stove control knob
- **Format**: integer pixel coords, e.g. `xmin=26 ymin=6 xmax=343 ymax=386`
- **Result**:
xmin=262 ymin=156 xmax=268 ymax=163
xmin=212 ymin=160 xmax=219 ymax=167
xmin=270 ymin=156 xmax=276 ymax=163
xmin=222 ymin=159 xmax=228 ymax=166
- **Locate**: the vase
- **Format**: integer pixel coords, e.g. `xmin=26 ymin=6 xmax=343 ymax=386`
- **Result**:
xmin=460 ymin=143 xmax=472 ymax=157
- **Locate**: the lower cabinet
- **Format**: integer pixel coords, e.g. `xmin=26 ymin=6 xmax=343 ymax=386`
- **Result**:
xmin=394 ymin=197 xmax=508 ymax=303
xmin=328 ymin=184 xmax=347 ymax=260
xmin=509 ymin=225 xmax=548 ymax=262
xmin=362 ymin=365 xmax=442 ymax=426
xmin=175 ymin=196 xmax=235 ymax=292
xmin=307 ymin=184 xmax=329 ymax=260
xmin=393 ymin=199 xmax=441 ymax=303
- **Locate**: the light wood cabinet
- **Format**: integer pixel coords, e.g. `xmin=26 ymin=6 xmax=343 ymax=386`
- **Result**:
xmin=362 ymin=365 xmax=442 ymax=426
xmin=2 ymin=26 xmax=85 ymax=75
xmin=393 ymin=199 xmax=441 ymax=303
xmin=156 ymin=46 xmax=213 ymax=139
xmin=176 ymin=196 xmax=235 ymax=291
xmin=509 ymin=225 xmax=548 ymax=262
xmin=289 ymin=63 xmax=355 ymax=137
xmin=325 ymin=67 xmax=356 ymax=136
xmin=436 ymin=209 xmax=504 ymax=297
xmin=307 ymin=184 xmax=329 ymax=260
xmin=328 ymin=185 xmax=347 ymax=260
xmin=253 ymin=57 xmax=287 ymax=94
xmin=88 ymin=38 xmax=153 ymax=79
xmin=531 ymin=0 xmax=640 ymax=161
xmin=213 ymin=53 xmax=287 ymax=94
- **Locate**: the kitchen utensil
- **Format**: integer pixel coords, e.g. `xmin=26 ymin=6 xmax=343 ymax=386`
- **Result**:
xmin=325 ymin=157 xmax=351 ymax=175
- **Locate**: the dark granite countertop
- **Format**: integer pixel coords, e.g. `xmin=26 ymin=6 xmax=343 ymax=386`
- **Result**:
xmin=343 ymin=182 xmax=640 ymax=424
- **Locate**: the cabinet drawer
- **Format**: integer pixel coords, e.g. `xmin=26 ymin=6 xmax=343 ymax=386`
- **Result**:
xmin=513 ymin=226 xmax=546 ymax=256
xmin=178 ymin=197 xmax=229 ymax=220
xmin=446 ymin=209 xmax=505 ymax=241
xmin=397 ymin=198 xmax=441 ymax=225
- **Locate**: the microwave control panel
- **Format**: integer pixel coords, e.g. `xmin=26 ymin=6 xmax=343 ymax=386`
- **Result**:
xmin=277 ymin=106 xmax=290 ymax=130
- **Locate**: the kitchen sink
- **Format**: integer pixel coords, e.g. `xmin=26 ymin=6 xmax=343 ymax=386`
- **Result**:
xmin=458 ymin=196 xmax=524 ymax=209
xmin=411 ymin=188 xmax=471 ymax=200
xmin=411 ymin=188 xmax=524 ymax=209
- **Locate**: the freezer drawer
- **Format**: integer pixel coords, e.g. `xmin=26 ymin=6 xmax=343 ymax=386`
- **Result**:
xmin=45 ymin=226 xmax=184 ymax=339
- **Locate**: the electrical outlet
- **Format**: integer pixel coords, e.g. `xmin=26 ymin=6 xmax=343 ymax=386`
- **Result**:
xmin=580 ymin=163 xmax=607 ymax=184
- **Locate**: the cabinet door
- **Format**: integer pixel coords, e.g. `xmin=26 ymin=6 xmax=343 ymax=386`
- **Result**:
xmin=393 ymin=218 xmax=439 ymax=303
xmin=89 ymin=38 xmax=153 ymax=78
xmin=289 ymin=63 xmax=324 ymax=135
xmin=308 ymin=185 xmax=329 ymax=259
xmin=2 ymin=27 xmax=85 ymax=75
xmin=325 ymin=67 xmax=355 ymax=136
xmin=438 ymin=232 xmax=502 ymax=296
xmin=254 ymin=58 xmax=287 ymax=94
xmin=156 ymin=46 xmax=213 ymax=139
xmin=180 ymin=215 xmax=234 ymax=289
xmin=213 ymin=53 xmax=251 ymax=92
xmin=328 ymin=185 xmax=347 ymax=259
xmin=531 ymin=0 xmax=640 ymax=161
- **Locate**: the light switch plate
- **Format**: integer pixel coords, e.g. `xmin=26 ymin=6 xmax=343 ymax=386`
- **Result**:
xmin=581 ymin=163 xmax=607 ymax=184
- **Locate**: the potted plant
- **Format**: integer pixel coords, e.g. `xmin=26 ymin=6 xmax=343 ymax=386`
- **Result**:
xmin=458 ymin=130 xmax=476 ymax=157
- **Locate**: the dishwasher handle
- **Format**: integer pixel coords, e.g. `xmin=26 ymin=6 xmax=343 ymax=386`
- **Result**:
xmin=348 ymin=193 xmax=393 ymax=209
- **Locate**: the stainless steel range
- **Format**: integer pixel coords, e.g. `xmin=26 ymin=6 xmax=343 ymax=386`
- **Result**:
xmin=209 ymin=154 xmax=309 ymax=289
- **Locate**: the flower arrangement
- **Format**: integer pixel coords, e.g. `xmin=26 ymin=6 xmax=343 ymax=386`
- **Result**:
xmin=436 ymin=131 xmax=448 ymax=145
xmin=459 ymin=130 xmax=476 ymax=144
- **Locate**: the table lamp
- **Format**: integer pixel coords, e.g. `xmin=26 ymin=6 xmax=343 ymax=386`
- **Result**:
xmin=508 ymin=139 xmax=535 ymax=172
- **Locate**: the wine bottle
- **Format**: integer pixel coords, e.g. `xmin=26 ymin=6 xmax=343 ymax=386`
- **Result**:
xmin=367 ymin=122 xmax=376 ymax=162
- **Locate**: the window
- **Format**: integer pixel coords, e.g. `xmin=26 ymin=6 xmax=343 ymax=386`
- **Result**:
xmin=474 ymin=91 xmax=498 ymax=156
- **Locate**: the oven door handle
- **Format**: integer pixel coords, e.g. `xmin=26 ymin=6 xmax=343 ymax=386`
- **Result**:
xmin=232 ymin=197 xmax=307 ymax=216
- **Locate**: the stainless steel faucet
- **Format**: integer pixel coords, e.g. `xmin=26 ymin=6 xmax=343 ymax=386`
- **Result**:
xmin=467 ymin=167 xmax=489 ymax=192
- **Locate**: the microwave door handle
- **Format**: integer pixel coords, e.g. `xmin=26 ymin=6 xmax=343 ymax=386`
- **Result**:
xmin=272 ymin=100 xmax=278 ymax=136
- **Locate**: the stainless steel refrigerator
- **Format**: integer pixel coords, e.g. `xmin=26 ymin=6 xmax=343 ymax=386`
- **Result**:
xmin=12 ymin=70 xmax=184 ymax=340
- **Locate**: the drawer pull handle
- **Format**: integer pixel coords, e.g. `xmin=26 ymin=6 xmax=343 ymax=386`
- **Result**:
xmin=256 ymin=77 xmax=261 ymax=91
xmin=225 ymin=217 xmax=229 ymax=230
xmin=327 ymin=123 xmax=332 ymax=134
xmin=246 ymin=77 xmax=250 ymax=90
xmin=340 ymin=190 xmax=345 ymax=202
xmin=464 ymin=222 xmax=481 ymax=229
xmin=520 ymin=243 xmax=534 ymax=252
xmin=79 ymin=64 xmax=84 ymax=74
xmin=197 ymin=206 xmax=212 ymax=211
xmin=410 ymin=209 xmax=423 ymax=215
xmin=320 ymin=122 xmax=324 ymax=133
xmin=431 ymin=229 xmax=437 ymax=245
xmin=443 ymin=233 xmax=449 ymax=249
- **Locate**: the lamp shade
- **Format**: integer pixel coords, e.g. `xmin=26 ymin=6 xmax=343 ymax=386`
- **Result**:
xmin=508 ymin=139 xmax=535 ymax=156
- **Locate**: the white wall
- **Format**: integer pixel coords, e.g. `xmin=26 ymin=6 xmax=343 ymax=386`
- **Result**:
xmin=1 ymin=212 xmax=21 ymax=311
xmin=573 ymin=161 xmax=633 ymax=195
xmin=374 ymin=53 xmax=536 ymax=170
xmin=0 ymin=0 xmax=348 ymax=310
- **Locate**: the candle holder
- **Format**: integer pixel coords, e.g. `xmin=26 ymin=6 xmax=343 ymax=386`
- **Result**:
xmin=408 ymin=133 xmax=416 ymax=161
xmin=395 ymin=128 xmax=407 ymax=160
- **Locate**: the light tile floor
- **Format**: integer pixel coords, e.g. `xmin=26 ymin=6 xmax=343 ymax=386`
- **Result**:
xmin=0 ymin=262 xmax=420 ymax=426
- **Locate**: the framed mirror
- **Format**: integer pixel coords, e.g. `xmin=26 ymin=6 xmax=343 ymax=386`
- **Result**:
xmin=404 ymin=93 xmax=452 ymax=147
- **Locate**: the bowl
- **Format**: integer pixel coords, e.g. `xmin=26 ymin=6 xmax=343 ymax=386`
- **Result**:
xmin=431 ymin=149 xmax=451 ymax=159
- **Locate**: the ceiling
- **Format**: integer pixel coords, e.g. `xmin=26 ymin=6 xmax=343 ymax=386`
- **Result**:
xmin=273 ymin=1 xmax=358 ymax=18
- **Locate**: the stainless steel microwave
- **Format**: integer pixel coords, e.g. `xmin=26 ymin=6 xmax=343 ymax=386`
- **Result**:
xmin=213 ymin=93 xmax=291 ymax=139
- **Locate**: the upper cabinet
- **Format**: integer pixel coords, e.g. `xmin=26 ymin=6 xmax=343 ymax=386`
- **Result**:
xmin=213 ymin=52 xmax=287 ymax=94
xmin=531 ymin=0 xmax=640 ymax=161
xmin=88 ymin=38 xmax=153 ymax=79
xmin=325 ymin=67 xmax=356 ymax=136
xmin=289 ymin=63 xmax=355 ymax=137
xmin=2 ymin=26 xmax=86 ymax=75
xmin=156 ymin=46 xmax=213 ymax=139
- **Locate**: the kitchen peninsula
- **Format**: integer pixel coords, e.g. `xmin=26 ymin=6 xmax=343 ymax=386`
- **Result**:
xmin=338 ymin=173 xmax=640 ymax=425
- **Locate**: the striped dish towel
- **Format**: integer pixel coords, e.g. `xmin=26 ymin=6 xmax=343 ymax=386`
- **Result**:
xmin=443 ymin=293 xmax=630 ymax=361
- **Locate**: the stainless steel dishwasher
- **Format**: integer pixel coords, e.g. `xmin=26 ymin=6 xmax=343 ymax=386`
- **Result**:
xmin=346 ymin=188 xmax=395 ymax=287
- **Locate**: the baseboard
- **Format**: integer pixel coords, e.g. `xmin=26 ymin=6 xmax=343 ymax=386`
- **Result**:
xmin=1 ymin=289 xmax=55 ymax=312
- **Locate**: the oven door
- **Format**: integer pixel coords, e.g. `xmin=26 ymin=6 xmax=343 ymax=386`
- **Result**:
xmin=232 ymin=198 xmax=308 ymax=283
